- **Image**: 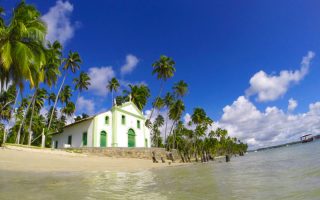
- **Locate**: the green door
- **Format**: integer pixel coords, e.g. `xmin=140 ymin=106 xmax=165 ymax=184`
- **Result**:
xmin=100 ymin=131 xmax=107 ymax=147
xmin=82 ymin=132 xmax=87 ymax=146
xmin=128 ymin=129 xmax=135 ymax=147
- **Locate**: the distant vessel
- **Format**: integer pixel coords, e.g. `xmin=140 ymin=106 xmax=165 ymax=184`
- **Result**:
xmin=300 ymin=134 xmax=314 ymax=143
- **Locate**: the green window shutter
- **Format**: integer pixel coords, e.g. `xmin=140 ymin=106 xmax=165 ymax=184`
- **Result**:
xmin=82 ymin=132 xmax=87 ymax=146
xmin=105 ymin=116 xmax=109 ymax=124
xmin=68 ymin=135 xmax=72 ymax=145
xmin=137 ymin=120 xmax=140 ymax=129
xmin=121 ymin=115 xmax=126 ymax=125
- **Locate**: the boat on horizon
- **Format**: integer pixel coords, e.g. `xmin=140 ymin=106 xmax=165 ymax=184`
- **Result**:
xmin=300 ymin=134 xmax=314 ymax=143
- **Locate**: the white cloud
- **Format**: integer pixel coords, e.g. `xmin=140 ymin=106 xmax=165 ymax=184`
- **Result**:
xmin=76 ymin=96 xmax=95 ymax=115
xmin=120 ymin=54 xmax=139 ymax=76
xmin=42 ymin=0 xmax=78 ymax=45
xmin=218 ymin=96 xmax=320 ymax=149
xmin=183 ymin=113 xmax=192 ymax=125
xmin=87 ymin=66 xmax=115 ymax=96
xmin=246 ymin=51 xmax=315 ymax=102
xmin=288 ymin=98 xmax=298 ymax=111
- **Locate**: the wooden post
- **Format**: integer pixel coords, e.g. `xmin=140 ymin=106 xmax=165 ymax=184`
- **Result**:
xmin=2 ymin=129 xmax=6 ymax=146
xmin=226 ymin=154 xmax=231 ymax=162
xmin=41 ymin=129 xmax=45 ymax=148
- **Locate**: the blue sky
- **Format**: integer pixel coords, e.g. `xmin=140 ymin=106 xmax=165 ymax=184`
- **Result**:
xmin=3 ymin=0 xmax=320 ymax=148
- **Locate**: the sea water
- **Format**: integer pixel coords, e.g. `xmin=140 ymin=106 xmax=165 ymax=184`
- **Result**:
xmin=1 ymin=140 xmax=319 ymax=200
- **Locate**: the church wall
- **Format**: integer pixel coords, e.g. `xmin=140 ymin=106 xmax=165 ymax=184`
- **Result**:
xmin=115 ymin=109 xmax=146 ymax=147
xmin=93 ymin=111 xmax=112 ymax=147
xmin=52 ymin=119 xmax=93 ymax=148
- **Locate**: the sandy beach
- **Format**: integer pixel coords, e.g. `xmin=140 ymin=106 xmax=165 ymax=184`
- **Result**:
xmin=0 ymin=146 xmax=186 ymax=173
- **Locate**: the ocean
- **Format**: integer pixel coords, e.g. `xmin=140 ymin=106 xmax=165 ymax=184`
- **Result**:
xmin=1 ymin=140 xmax=319 ymax=200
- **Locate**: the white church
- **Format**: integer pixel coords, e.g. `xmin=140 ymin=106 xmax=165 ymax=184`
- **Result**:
xmin=52 ymin=100 xmax=151 ymax=148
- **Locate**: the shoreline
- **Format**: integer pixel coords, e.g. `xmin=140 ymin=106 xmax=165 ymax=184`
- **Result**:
xmin=0 ymin=145 xmax=188 ymax=173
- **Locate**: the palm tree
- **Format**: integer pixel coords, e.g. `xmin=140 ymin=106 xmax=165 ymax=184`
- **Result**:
xmin=0 ymin=85 xmax=16 ymax=117
xmin=124 ymin=84 xmax=151 ymax=110
xmin=27 ymin=88 xmax=47 ymax=145
xmin=191 ymin=108 xmax=207 ymax=125
xmin=164 ymin=92 xmax=174 ymax=142
xmin=191 ymin=108 xmax=208 ymax=161
xmin=48 ymin=93 xmax=56 ymax=105
xmin=47 ymin=51 xmax=81 ymax=134
xmin=43 ymin=41 xmax=62 ymax=87
xmin=61 ymin=102 xmax=76 ymax=117
xmin=173 ymin=80 xmax=188 ymax=99
xmin=168 ymin=99 xmax=185 ymax=149
xmin=152 ymin=114 xmax=164 ymax=147
xmin=0 ymin=85 xmax=16 ymax=144
xmin=59 ymin=85 xmax=72 ymax=104
xmin=0 ymin=2 xmax=47 ymax=90
xmin=152 ymin=97 xmax=165 ymax=111
xmin=25 ymin=41 xmax=61 ymax=145
xmin=73 ymin=71 xmax=91 ymax=97
xmin=148 ymin=55 xmax=176 ymax=122
xmin=0 ymin=2 xmax=49 ymax=144
xmin=106 ymin=77 xmax=120 ymax=107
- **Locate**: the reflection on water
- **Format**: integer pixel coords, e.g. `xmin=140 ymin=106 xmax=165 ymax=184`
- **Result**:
xmin=1 ymin=140 xmax=319 ymax=200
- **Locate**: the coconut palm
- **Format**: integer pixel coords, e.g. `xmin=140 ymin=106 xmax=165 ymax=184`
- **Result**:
xmin=25 ymin=41 xmax=61 ymax=145
xmin=59 ymin=85 xmax=72 ymax=104
xmin=148 ymin=55 xmax=176 ymax=121
xmin=48 ymin=93 xmax=56 ymax=105
xmin=154 ymin=114 xmax=165 ymax=128
xmin=168 ymin=99 xmax=185 ymax=149
xmin=43 ymin=41 xmax=62 ymax=87
xmin=61 ymin=102 xmax=75 ymax=117
xmin=191 ymin=108 xmax=208 ymax=161
xmin=152 ymin=114 xmax=164 ymax=147
xmin=0 ymin=1 xmax=47 ymax=90
xmin=0 ymin=85 xmax=16 ymax=118
xmin=106 ymin=77 xmax=120 ymax=107
xmin=163 ymin=92 xmax=174 ymax=141
xmin=27 ymin=88 xmax=47 ymax=145
xmin=73 ymin=71 xmax=91 ymax=94
xmin=173 ymin=80 xmax=188 ymax=99
xmin=0 ymin=85 xmax=16 ymax=144
xmin=124 ymin=84 xmax=151 ymax=110
xmin=47 ymin=51 xmax=81 ymax=134
xmin=191 ymin=108 xmax=207 ymax=125
xmin=152 ymin=97 xmax=165 ymax=112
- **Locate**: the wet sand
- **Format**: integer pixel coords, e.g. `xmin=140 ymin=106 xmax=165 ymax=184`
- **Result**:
xmin=0 ymin=146 xmax=186 ymax=173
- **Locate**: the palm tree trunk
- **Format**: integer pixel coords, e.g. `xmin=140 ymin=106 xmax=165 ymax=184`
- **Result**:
xmin=148 ymin=81 xmax=164 ymax=121
xmin=27 ymin=90 xmax=37 ymax=146
xmin=194 ymin=138 xmax=198 ymax=162
xmin=168 ymin=120 xmax=176 ymax=150
xmin=47 ymin=72 xmax=67 ymax=134
xmin=111 ymin=90 xmax=114 ymax=107
xmin=16 ymin=91 xmax=36 ymax=144
xmin=164 ymin=111 xmax=169 ymax=144
xmin=156 ymin=132 xmax=158 ymax=148
xmin=0 ymin=100 xmax=14 ymax=113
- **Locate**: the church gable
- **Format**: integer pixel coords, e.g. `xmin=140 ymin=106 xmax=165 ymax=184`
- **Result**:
xmin=118 ymin=102 xmax=144 ymax=119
